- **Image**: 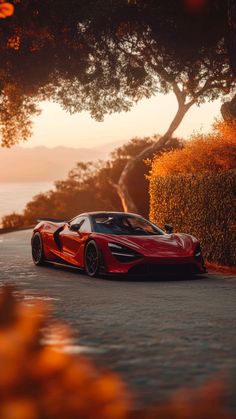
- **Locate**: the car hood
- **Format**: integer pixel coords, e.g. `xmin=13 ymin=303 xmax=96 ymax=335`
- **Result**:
xmin=104 ymin=233 xmax=197 ymax=258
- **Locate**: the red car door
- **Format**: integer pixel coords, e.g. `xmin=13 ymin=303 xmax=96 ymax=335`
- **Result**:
xmin=59 ymin=217 xmax=91 ymax=266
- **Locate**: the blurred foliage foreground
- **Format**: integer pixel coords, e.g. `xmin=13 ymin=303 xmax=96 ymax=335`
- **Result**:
xmin=0 ymin=286 xmax=235 ymax=419
xmin=149 ymin=121 xmax=236 ymax=267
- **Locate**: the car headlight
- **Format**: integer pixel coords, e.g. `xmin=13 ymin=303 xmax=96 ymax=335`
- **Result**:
xmin=194 ymin=244 xmax=202 ymax=259
xmin=108 ymin=242 xmax=142 ymax=263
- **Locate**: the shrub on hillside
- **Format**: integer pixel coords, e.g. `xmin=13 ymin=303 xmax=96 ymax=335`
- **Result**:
xmin=2 ymin=137 xmax=156 ymax=229
xmin=1 ymin=212 xmax=25 ymax=229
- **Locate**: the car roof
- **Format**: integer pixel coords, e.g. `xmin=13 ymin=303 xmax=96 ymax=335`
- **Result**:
xmin=79 ymin=211 xmax=142 ymax=218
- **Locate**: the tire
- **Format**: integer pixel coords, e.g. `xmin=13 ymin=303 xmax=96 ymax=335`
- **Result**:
xmin=32 ymin=232 xmax=45 ymax=266
xmin=84 ymin=240 xmax=100 ymax=277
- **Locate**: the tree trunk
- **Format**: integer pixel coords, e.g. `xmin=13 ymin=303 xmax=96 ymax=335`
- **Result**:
xmin=221 ymin=93 xmax=236 ymax=121
xmin=116 ymin=102 xmax=193 ymax=213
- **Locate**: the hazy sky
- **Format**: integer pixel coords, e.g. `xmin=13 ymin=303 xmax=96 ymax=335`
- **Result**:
xmin=24 ymin=93 xmax=222 ymax=149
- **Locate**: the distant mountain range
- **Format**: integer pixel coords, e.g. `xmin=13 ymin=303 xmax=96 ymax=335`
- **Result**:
xmin=0 ymin=140 xmax=127 ymax=183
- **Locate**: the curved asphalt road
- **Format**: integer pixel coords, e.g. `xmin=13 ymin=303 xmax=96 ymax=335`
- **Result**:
xmin=0 ymin=229 xmax=236 ymax=408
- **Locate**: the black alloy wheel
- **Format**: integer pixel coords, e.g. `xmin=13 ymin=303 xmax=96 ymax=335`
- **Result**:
xmin=32 ymin=232 xmax=45 ymax=265
xmin=85 ymin=240 xmax=100 ymax=277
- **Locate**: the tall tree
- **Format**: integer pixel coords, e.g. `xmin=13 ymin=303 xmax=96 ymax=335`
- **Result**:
xmin=75 ymin=1 xmax=234 ymax=211
xmin=0 ymin=0 xmax=235 ymax=211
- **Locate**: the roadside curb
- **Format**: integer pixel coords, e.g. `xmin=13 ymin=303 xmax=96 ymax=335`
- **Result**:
xmin=206 ymin=261 xmax=236 ymax=276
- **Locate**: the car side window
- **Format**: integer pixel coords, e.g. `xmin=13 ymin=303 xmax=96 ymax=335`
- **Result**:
xmin=79 ymin=217 xmax=91 ymax=233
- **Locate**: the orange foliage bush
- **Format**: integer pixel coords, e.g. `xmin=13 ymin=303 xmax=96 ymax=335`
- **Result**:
xmin=149 ymin=120 xmax=236 ymax=266
xmin=0 ymin=286 xmax=234 ymax=419
xmin=151 ymin=120 xmax=236 ymax=178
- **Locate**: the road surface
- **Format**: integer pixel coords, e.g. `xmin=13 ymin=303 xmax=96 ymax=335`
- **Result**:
xmin=0 ymin=229 xmax=236 ymax=407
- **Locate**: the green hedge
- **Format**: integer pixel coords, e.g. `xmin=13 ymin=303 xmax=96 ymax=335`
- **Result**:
xmin=149 ymin=170 xmax=236 ymax=266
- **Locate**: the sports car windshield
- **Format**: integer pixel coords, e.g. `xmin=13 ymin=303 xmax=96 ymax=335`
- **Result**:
xmin=92 ymin=215 xmax=164 ymax=236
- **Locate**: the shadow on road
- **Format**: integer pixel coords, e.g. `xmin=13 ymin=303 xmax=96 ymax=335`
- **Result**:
xmin=41 ymin=262 xmax=207 ymax=283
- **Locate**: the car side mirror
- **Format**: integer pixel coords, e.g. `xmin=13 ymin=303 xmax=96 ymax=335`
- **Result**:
xmin=69 ymin=223 xmax=81 ymax=232
xmin=164 ymin=223 xmax=173 ymax=234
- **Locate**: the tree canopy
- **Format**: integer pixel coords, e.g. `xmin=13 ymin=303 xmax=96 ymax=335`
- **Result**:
xmin=0 ymin=0 xmax=235 ymax=147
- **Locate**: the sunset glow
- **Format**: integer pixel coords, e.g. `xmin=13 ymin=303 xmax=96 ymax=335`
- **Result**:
xmin=25 ymin=95 xmax=222 ymax=149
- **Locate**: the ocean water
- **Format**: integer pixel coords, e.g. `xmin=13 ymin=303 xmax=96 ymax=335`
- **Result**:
xmin=0 ymin=182 xmax=54 ymax=226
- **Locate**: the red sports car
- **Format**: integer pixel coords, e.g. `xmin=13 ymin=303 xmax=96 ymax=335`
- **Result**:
xmin=31 ymin=211 xmax=205 ymax=277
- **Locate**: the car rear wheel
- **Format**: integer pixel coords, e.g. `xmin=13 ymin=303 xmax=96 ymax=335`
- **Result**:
xmin=32 ymin=232 xmax=45 ymax=266
xmin=84 ymin=240 xmax=100 ymax=277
